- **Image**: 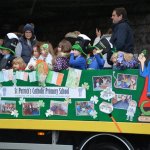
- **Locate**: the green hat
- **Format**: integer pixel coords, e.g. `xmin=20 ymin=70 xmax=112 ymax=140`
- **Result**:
xmin=72 ymin=44 xmax=86 ymax=56
xmin=87 ymin=45 xmax=100 ymax=51
xmin=0 ymin=45 xmax=15 ymax=54
xmin=0 ymin=33 xmax=19 ymax=55
xmin=141 ymin=49 xmax=147 ymax=56
xmin=86 ymin=45 xmax=103 ymax=57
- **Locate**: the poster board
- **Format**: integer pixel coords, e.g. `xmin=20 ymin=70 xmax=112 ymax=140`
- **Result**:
xmin=0 ymin=69 xmax=149 ymax=134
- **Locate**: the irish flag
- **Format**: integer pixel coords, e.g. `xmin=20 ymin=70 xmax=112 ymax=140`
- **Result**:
xmin=16 ymin=71 xmax=29 ymax=81
xmin=46 ymin=71 xmax=64 ymax=86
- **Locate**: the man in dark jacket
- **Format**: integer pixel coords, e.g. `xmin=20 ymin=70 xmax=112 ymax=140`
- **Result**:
xmin=107 ymin=7 xmax=134 ymax=65
xmin=110 ymin=7 xmax=134 ymax=53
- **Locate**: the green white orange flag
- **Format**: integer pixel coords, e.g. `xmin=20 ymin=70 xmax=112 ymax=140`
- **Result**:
xmin=46 ymin=71 xmax=64 ymax=86
xmin=16 ymin=71 xmax=28 ymax=81
xmin=29 ymin=71 xmax=37 ymax=82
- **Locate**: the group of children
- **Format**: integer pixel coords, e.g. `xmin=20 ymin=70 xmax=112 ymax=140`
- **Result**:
xmin=0 ymin=23 xmax=141 ymax=72
xmin=0 ymin=33 xmax=106 ymax=72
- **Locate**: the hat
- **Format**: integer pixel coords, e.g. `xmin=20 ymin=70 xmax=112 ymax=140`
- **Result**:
xmin=87 ymin=45 xmax=99 ymax=51
xmin=65 ymin=31 xmax=81 ymax=45
xmin=65 ymin=31 xmax=79 ymax=39
xmin=95 ymin=37 xmax=111 ymax=54
xmin=0 ymin=33 xmax=18 ymax=55
xmin=72 ymin=44 xmax=86 ymax=56
xmin=86 ymin=45 xmax=103 ymax=57
xmin=75 ymin=34 xmax=91 ymax=54
xmin=23 ymin=24 xmax=34 ymax=33
xmin=40 ymin=43 xmax=49 ymax=53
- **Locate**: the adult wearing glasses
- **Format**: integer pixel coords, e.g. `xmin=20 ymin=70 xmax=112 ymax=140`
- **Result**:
xmin=15 ymin=23 xmax=37 ymax=64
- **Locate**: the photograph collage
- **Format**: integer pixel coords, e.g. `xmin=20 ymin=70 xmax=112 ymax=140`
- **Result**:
xmin=0 ymin=73 xmax=138 ymax=117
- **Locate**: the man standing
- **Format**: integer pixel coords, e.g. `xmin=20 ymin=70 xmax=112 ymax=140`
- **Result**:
xmin=110 ymin=7 xmax=134 ymax=53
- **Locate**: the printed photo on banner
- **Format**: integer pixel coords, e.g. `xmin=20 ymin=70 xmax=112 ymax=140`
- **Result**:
xmin=112 ymin=94 xmax=132 ymax=110
xmin=50 ymin=100 xmax=68 ymax=116
xmin=0 ymin=100 xmax=16 ymax=114
xmin=115 ymin=73 xmax=138 ymax=90
xmin=76 ymin=101 xmax=94 ymax=116
xmin=93 ymin=75 xmax=112 ymax=91
xmin=22 ymin=101 xmax=40 ymax=116
xmin=65 ymin=68 xmax=82 ymax=88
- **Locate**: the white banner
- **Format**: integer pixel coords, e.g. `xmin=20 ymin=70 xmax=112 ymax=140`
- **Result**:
xmin=0 ymin=86 xmax=86 ymax=98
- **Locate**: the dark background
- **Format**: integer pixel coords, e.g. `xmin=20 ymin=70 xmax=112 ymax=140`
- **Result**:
xmin=0 ymin=0 xmax=150 ymax=52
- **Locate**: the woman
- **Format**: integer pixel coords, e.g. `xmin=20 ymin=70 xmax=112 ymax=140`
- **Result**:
xmin=15 ymin=23 xmax=37 ymax=64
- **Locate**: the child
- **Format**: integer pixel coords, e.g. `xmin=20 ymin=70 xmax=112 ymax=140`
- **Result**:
xmin=53 ymin=39 xmax=71 ymax=72
xmin=93 ymin=28 xmax=112 ymax=68
xmin=12 ymin=57 xmax=26 ymax=71
xmin=0 ymin=47 xmax=15 ymax=70
xmin=0 ymin=33 xmax=18 ymax=70
xmin=40 ymin=43 xmax=53 ymax=69
xmin=25 ymin=45 xmax=42 ymax=70
xmin=69 ymin=44 xmax=86 ymax=70
xmin=86 ymin=45 xmax=105 ymax=70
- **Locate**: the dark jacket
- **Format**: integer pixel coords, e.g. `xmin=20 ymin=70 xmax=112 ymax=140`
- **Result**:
xmin=69 ymin=54 xmax=86 ymax=70
xmin=19 ymin=36 xmax=36 ymax=64
xmin=0 ymin=54 xmax=15 ymax=70
xmin=110 ymin=19 xmax=134 ymax=53
xmin=87 ymin=54 xmax=105 ymax=70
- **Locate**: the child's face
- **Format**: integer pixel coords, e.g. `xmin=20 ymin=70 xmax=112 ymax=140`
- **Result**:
xmin=121 ymin=95 xmax=126 ymax=101
xmin=73 ymin=50 xmax=81 ymax=57
xmin=131 ymin=77 xmax=136 ymax=84
xmin=96 ymin=79 xmax=100 ymax=82
xmin=92 ymin=49 xmax=97 ymax=54
xmin=33 ymin=47 xmax=40 ymax=58
xmin=41 ymin=50 xmax=47 ymax=57
xmin=2 ymin=49 xmax=10 ymax=55
xmin=58 ymin=46 xmax=62 ymax=52
xmin=13 ymin=63 xmax=20 ymax=70
xmin=130 ymin=101 xmax=136 ymax=107
xmin=111 ymin=56 xmax=117 ymax=63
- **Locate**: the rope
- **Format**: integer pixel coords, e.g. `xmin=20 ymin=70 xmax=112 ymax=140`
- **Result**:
xmin=109 ymin=114 xmax=122 ymax=133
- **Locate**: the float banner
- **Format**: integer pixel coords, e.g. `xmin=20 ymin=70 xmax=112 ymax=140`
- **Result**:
xmin=0 ymin=86 xmax=86 ymax=98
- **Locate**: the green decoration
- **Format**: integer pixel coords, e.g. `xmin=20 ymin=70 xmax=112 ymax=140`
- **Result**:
xmin=111 ymin=47 xmax=117 ymax=53
xmin=141 ymin=49 xmax=147 ymax=56
xmin=140 ymin=100 xmax=150 ymax=116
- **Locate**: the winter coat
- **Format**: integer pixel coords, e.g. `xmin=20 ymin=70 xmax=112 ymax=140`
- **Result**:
xmin=110 ymin=19 xmax=134 ymax=53
xmin=53 ymin=52 xmax=70 ymax=72
xmin=0 ymin=54 xmax=15 ymax=70
xmin=87 ymin=54 xmax=105 ymax=70
xmin=25 ymin=55 xmax=42 ymax=70
xmin=15 ymin=36 xmax=37 ymax=64
xmin=69 ymin=54 xmax=86 ymax=70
